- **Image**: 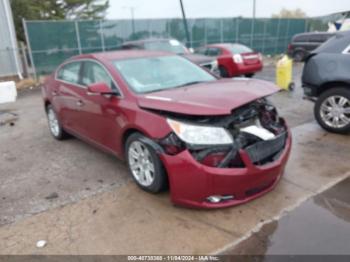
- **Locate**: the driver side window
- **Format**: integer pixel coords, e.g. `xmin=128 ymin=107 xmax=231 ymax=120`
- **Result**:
xmin=81 ymin=61 xmax=117 ymax=91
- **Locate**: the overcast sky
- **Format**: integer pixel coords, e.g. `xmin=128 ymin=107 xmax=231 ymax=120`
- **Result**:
xmin=107 ymin=0 xmax=349 ymax=19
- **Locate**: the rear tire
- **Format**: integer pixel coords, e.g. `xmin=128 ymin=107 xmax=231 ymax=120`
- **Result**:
xmin=245 ymin=73 xmax=254 ymax=78
xmin=46 ymin=104 xmax=69 ymax=140
xmin=219 ymin=66 xmax=229 ymax=78
xmin=293 ymin=50 xmax=305 ymax=62
xmin=125 ymin=133 xmax=168 ymax=193
xmin=314 ymin=87 xmax=350 ymax=134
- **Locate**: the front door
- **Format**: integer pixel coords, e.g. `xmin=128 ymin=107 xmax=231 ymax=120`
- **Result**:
xmin=78 ymin=60 xmax=124 ymax=153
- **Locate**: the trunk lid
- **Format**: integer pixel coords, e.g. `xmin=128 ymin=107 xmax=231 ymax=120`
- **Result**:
xmin=241 ymin=52 xmax=261 ymax=65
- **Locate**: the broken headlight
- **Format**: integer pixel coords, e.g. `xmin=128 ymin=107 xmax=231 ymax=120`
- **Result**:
xmin=167 ymin=119 xmax=233 ymax=145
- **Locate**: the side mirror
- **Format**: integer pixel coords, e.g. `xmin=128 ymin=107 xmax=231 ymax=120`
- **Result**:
xmin=87 ymin=82 xmax=115 ymax=95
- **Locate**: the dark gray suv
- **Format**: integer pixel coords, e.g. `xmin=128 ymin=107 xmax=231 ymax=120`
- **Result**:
xmin=288 ymin=32 xmax=335 ymax=62
xmin=302 ymin=30 xmax=350 ymax=133
xmin=119 ymin=38 xmax=219 ymax=74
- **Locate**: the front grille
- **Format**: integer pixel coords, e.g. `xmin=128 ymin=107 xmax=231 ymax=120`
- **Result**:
xmin=244 ymin=132 xmax=287 ymax=165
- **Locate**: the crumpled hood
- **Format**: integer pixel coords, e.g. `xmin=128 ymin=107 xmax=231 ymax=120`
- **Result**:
xmin=137 ymin=78 xmax=280 ymax=116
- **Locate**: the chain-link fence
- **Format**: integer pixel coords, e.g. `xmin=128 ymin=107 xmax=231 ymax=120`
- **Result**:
xmin=23 ymin=17 xmax=328 ymax=77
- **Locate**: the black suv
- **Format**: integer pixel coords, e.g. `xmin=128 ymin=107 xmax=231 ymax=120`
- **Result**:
xmin=288 ymin=32 xmax=335 ymax=62
xmin=119 ymin=38 xmax=219 ymax=74
xmin=302 ymin=30 xmax=350 ymax=133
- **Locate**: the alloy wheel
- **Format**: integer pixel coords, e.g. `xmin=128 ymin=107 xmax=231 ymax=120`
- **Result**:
xmin=320 ymin=95 xmax=350 ymax=129
xmin=47 ymin=108 xmax=60 ymax=137
xmin=128 ymin=141 xmax=155 ymax=187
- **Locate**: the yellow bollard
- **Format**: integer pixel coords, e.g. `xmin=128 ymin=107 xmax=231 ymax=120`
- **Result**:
xmin=276 ymin=55 xmax=294 ymax=91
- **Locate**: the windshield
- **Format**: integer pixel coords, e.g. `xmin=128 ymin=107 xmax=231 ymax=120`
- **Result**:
xmin=144 ymin=40 xmax=188 ymax=54
xmin=230 ymin=44 xmax=253 ymax=54
xmin=113 ymin=56 xmax=216 ymax=94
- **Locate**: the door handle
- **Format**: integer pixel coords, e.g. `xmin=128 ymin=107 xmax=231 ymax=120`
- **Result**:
xmin=76 ymin=100 xmax=84 ymax=107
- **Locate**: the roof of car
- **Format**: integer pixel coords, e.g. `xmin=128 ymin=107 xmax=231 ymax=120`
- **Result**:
xmin=70 ymin=50 xmax=173 ymax=62
xmin=122 ymin=38 xmax=176 ymax=45
xmin=293 ymin=31 xmax=335 ymax=37
xmin=293 ymin=32 xmax=335 ymax=40
xmin=206 ymin=43 xmax=245 ymax=49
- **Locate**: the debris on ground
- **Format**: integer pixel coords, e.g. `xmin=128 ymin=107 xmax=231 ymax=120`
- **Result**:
xmin=45 ymin=192 xmax=59 ymax=200
xmin=16 ymin=77 xmax=45 ymax=90
xmin=0 ymin=111 xmax=18 ymax=126
xmin=36 ymin=240 xmax=47 ymax=248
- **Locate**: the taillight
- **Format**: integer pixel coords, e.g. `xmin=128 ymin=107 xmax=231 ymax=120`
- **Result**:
xmin=233 ymin=54 xmax=243 ymax=64
xmin=287 ymin=44 xmax=292 ymax=50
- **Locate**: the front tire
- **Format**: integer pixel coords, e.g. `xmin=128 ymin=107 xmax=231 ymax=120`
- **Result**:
xmin=125 ymin=133 xmax=168 ymax=193
xmin=314 ymin=87 xmax=350 ymax=134
xmin=245 ymin=73 xmax=254 ymax=78
xmin=46 ymin=104 xmax=69 ymax=140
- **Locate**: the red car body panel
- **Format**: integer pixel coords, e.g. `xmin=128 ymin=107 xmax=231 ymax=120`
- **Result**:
xmin=206 ymin=44 xmax=263 ymax=77
xmin=161 ymin=133 xmax=291 ymax=208
xmin=42 ymin=50 xmax=290 ymax=208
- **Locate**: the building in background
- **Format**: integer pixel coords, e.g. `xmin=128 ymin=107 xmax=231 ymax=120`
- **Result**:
xmin=0 ymin=0 xmax=22 ymax=79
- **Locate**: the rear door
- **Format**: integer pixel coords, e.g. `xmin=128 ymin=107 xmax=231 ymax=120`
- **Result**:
xmin=78 ymin=60 xmax=123 ymax=152
xmin=55 ymin=61 xmax=85 ymax=133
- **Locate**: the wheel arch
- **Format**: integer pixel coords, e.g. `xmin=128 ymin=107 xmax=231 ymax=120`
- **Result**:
xmin=122 ymin=128 xmax=145 ymax=156
xmin=318 ymin=81 xmax=350 ymax=96
xmin=44 ymin=99 xmax=51 ymax=111
xmin=218 ymin=64 xmax=230 ymax=77
xmin=122 ymin=128 xmax=170 ymax=191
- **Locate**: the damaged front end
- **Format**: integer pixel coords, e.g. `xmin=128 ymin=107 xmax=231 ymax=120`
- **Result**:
xmin=156 ymin=98 xmax=288 ymax=168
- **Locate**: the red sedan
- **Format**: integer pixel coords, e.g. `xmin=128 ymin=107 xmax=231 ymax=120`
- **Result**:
xmin=42 ymin=50 xmax=291 ymax=208
xmin=196 ymin=43 xmax=263 ymax=78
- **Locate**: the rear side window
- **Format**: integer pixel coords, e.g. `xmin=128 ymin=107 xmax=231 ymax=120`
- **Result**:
xmin=143 ymin=40 xmax=188 ymax=54
xmin=230 ymin=44 xmax=253 ymax=54
xmin=293 ymin=35 xmax=309 ymax=43
xmin=81 ymin=61 xmax=116 ymax=90
xmin=195 ymin=47 xmax=207 ymax=55
xmin=207 ymin=48 xmax=221 ymax=56
xmin=308 ymin=35 xmax=324 ymax=43
xmin=57 ymin=62 xmax=81 ymax=84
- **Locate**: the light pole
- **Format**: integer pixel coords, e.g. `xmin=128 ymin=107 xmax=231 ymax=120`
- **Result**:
xmin=179 ymin=0 xmax=191 ymax=47
xmin=251 ymin=0 xmax=256 ymax=47
xmin=123 ymin=6 xmax=136 ymax=35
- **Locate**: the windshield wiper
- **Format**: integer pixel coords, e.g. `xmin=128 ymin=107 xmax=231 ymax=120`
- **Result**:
xmin=178 ymin=81 xmax=206 ymax=87
xmin=143 ymin=81 xmax=207 ymax=94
